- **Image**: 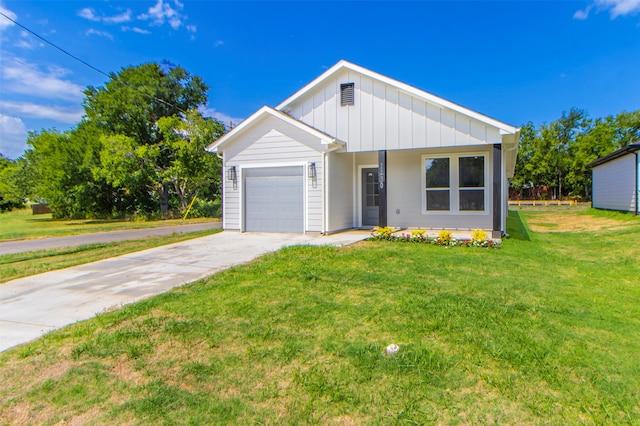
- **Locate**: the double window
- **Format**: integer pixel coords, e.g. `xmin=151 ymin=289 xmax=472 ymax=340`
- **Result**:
xmin=424 ymin=154 xmax=487 ymax=213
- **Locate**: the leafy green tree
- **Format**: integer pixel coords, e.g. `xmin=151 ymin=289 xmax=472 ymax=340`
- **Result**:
xmin=156 ymin=111 xmax=225 ymax=209
xmin=83 ymin=62 xmax=211 ymax=215
xmin=513 ymin=109 xmax=639 ymax=200
xmin=26 ymin=123 xmax=115 ymax=218
xmin=0 ymin=154 xmax=26 ymax=211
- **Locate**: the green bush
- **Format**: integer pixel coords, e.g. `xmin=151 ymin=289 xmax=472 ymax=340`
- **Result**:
xmin=186 ymin=199 xmax=221 ymax=218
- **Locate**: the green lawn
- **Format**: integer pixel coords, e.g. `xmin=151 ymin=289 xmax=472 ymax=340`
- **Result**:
xmin=0 ymin=208 xmax=220 ymax=241
xmin=1 ymin=209 xmax=639 ymax=424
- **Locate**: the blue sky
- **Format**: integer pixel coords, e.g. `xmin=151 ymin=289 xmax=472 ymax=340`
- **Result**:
xmin=1 ymin=0 xmax=639 ymax=159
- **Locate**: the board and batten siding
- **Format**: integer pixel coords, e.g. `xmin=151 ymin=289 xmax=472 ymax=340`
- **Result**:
xmin=592 ymin=154 xmax=637 ymax=212
xmin=285 ymin=69 xmax=501 ymax=153
xmin=222 ymin=115 xmax=325 ymax=232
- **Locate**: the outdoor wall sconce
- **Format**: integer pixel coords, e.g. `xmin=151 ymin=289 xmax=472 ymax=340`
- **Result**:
xmin=308 ymin=162 xmax=316 ymax=179
xmin=226 ymin=166 xmax=237 ymax=182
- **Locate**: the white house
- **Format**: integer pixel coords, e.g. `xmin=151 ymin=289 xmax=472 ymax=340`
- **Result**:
xmin=207 ymin=60 xmax=520 ymax=237
xmin=588 ymin=142 xmax=640 ymax=214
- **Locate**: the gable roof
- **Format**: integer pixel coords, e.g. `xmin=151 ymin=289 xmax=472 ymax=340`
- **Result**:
xmin=276 ymin=60 xmax=519 ymax=135
xmin=207 ymin=106 xmax=340 ymax=153
xmin=587 ymin=142 xmax=640 ymax=168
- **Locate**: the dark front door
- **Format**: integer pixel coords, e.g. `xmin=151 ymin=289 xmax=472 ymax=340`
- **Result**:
xmin=362 ymin=168 xmax=379 ymax=226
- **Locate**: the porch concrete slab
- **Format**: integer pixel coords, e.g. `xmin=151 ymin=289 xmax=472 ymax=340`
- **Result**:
xmin=0 ymin=230 xmax=368 ymax=352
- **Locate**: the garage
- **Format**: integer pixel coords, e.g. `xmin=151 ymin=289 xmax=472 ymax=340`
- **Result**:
xmin=244 ymin=166 xmax=304 ymax=233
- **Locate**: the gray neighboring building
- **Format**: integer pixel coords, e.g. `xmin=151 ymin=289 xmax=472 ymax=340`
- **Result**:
xmin=588 ymin=142 xmax=640 ymax=214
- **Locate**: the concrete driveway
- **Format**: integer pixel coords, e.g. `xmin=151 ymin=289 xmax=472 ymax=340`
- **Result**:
xmin=0 ymin=231 xmax=369 ymax=352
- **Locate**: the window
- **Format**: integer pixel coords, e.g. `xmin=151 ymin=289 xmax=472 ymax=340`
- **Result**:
xmin=425 ymin=158 xmax=450 ymax=211
xmin=459 ymin=156 xmax=485 ymax=211
xmin=423 ymin=154 xmax=487 ymax=214
xmin=365 ymin=171 xmax=379 ymax=207
xmin=340 ymin=83 xmax=354 ymax=106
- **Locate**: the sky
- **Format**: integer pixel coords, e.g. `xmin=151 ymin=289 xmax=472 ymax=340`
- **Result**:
xmin=1 ymin=0 xmax=639 ymax=159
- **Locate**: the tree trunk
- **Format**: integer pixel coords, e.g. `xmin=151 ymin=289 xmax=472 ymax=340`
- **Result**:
xmin=558 ymin=172 xmax=563 ymax=200
xmin=158 ymin=183 xmax=169 ymax=215
xmin=174 ymin=179 xmax=189 ymax=210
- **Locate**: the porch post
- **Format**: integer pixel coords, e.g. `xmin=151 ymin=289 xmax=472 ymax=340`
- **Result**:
xmin=378 ymin=150 xmax=387 ymax=227
xmin=492 ymin=144 xmax=502 ymax=238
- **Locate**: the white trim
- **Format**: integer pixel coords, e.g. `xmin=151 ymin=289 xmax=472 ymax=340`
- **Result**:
xmin=276 ymin=60 xmax=519 ymax=135
xmin=207 ymin=106 xmax=340 ymax=152
xmin=421 ymin=152 xmax=490 ymax=216
xmin=323 ymin=152 xmax=328 ymax=234
xmin=356 ymin=163 xmax=378 ymax=228
xmin=238 ymin=162 xmax=308 ymax=233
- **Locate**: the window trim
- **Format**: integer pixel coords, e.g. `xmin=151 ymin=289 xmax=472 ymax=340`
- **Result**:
xmin=421 ymin=153 xmax=489 ymax=215
xmin=425 ymin=157 xmax=451 ymax=212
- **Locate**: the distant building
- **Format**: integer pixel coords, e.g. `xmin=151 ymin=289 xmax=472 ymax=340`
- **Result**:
xmin=588 ymin=142 xmax=640 ymax=214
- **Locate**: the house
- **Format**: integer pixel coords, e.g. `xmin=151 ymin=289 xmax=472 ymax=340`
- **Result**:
xmin=207 ymin=60 xmax=520 ymax=238
xmin=587 ymin=142 xmax=640 ymax=215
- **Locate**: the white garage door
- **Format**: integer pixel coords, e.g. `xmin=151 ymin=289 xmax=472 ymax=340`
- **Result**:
xmin=244 ymin=166 xmax=304 ymax=233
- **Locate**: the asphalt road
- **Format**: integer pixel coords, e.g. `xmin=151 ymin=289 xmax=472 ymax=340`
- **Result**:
xmin=0 ymin=222 xmax=222 ymax=255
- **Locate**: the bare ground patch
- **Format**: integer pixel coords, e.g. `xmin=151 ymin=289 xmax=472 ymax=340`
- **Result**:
xmin=526 ymin=212 xmax=635 ymax=233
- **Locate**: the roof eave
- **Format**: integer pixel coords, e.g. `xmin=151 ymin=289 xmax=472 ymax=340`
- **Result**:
xmin=587 ymin=142 xmax=640 ymax=168
xmin=206 ymin=106 xmax=339 ymax=153
xmin=277 ymin=60 xmax=518 ymax=133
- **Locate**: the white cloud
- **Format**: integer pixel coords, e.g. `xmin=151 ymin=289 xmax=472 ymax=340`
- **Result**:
xmin=122 ymin=26 xmax=151 ymax=35
xmin=0 ymin=113 xmax=27 ymax=159
xmin=0 ymin=3 xmax=17 ymax=31
xmin=78 ymin=7 xmax=131 ymax=24
xmin=0 ymin=100 xmax=83 ymax=123
xmin=138 ymin=0 xmax=185 ymax=29
xmin=14 ymin=31 xmax=38 ymax=49
xmin=186 ymin=24 xmax=196 ymax=33
xmin=575 ymin=0 xmax=640 ymax=19
xmin=86 ymin=28 xmax=113 ymax=39
xmin=214 ymin=40 xmax=224 ymax=47
xmin=573 ymin=5 xmax=592 ymax=19
xmin=600 ymin=0 xmax=640 ymax=16
xmin=0 ymin=56 xmax=84 ymax=102
xmin=199 ymin=106 xmax=244 ymax=127
xmin=78 ymin=7 xmax=99 ymax=21
xmin=103 ymin=10 xmax=132 ymax=24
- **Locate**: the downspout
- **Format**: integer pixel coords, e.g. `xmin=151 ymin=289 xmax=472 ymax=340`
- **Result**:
xmin=632 ymin=151 xmax=640 ymax=216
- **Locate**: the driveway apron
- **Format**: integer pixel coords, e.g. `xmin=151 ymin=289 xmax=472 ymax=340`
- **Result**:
xmin=0 ymin=231 xmax=368 ymax=352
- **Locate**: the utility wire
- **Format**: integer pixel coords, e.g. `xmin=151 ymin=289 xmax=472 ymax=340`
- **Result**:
xmin=0 ymin=10 xmax=188 ymax=115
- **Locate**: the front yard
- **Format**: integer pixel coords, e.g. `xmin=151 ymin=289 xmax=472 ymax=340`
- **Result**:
xmin=1 ymin=208 xmax=638 ymax=424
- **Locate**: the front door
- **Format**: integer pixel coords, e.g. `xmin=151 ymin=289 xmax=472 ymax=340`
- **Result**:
xmin=362 ymin=168 xmax=379 ymax=226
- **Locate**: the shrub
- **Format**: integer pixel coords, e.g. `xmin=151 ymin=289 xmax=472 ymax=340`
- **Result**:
xmin=186 ymin=199 xmax=221 ymax=218
xmin=471 ymin=229 xmax=487 ymax=244
xmin=370 ymin=226 xmax=394 ymax=240
xmin=436 ymin=230 xmax=453 ymax=246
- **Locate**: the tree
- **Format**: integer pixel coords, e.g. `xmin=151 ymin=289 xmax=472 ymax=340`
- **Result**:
xmin=512 ymin=108 xmax=640 ymax=200
xmin=0 ymin=155 xmax=26 ymax=211
xmin=25 ymin=123 xmax=114 ymax=218
xmin=83 ymin=62 xmax=212 ymax=215
xmin=156 ymin=111 xmax=225 ymax=209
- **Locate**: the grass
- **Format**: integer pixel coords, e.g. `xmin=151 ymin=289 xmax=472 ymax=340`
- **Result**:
xmin=1 ymin=208 xmax=639 ymax=424
xmin=0 ymin=228 xmax=222 ymax=284
xmin=0 ymin=208 xmax=220 ymax=241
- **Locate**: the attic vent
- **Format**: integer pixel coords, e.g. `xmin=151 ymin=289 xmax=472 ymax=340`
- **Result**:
xmin=340 ymin=83 xmax=355 ymax=106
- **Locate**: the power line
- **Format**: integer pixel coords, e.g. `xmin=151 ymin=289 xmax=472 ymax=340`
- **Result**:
xmin=1 ymin=10 xmax=110 ymax=80
xmin=0 ymin=10 xmax=188 ymax=115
